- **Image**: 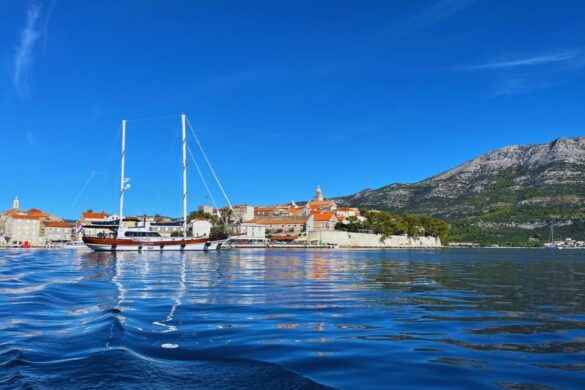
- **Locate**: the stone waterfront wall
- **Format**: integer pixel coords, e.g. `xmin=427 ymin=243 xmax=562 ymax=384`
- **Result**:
xmin=305 ymin=231 xmax=441 ymax=248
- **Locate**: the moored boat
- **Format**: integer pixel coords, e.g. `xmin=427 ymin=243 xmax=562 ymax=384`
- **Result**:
xmin=82 ymin=114 xmax=229 ymax=252
xmin=83 ymin=232 xmax=225 ymax=251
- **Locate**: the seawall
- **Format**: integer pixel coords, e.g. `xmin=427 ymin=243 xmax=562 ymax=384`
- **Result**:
xmin=305 ymin=231 xmax=442 ymax=248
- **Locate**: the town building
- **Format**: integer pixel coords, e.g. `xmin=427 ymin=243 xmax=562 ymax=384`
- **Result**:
xmin=245 ymin=217 xmax=309 ymax=234
xmin=4 ymin=214 xmax=44 ymax=246
xmin=254 ymin=206 xmax=278 ymax=217
xmin=225 ymin=222 xmax=269 ymax=247
xmin=305 ymin=185 xmax=337 ymax=213
xmin=227 ymin=222 xmax=266 ymax=238
xmin=219 ymin=205 xmax=254 ymax=224
xmin=198 ymin=205 xmax=216 ymax=216
xmin=336 ymin=207 xmax=361 ymax=218
xmin=43 ymin=221 xmax=72 ymax=243
xmin=310 ymin=212 xmax=337 ymax=231
xmin=192 ymin=218 xmax=212 ymax=237
xmin=79 ymin=211 xmax=114 ymax=237
xmin=0 ymin=197 xmax=72 ymax=247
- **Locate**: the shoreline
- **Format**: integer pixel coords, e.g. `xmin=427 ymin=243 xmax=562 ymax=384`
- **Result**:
xmin=2 ymin=245 xmax=584 ymax=251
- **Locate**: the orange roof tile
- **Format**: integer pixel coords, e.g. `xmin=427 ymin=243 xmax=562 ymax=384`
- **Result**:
xmin=336 ymin=216 xmax=345 ymax=221
xmin=337 ymin=207 xmax=356 ymax=211
xmin=82 ymin=212 xmax=108 ymax=219
xmin=307 ymin=200 xmax=334 ymax=207
xmin=43 ymin=221 xmax=71 ymax=228
xmin=247 ymin=218 xmax=307 ymax=225
xmin=255 ymin=206 xmax=277 ymax=211
xmin=11 ymin=214 xmax=40 ymax=220
xmin=27 ymin=208 xmax=43 ymax=214
xmin=313 ymin=212 xmax=335 ymax=222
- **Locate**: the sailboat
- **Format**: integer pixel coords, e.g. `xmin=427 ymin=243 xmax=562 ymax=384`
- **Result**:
xmin=82 ymin=114 xmax=228 ymax=252
xmin=544 ymin=224 xmax=562 ymax=249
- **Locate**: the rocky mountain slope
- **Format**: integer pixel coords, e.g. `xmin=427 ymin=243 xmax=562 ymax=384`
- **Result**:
xmin=336 ymin=137 xmax=585 ymax=244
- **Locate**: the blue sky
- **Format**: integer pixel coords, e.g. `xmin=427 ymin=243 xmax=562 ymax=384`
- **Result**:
xmin=1 ymin=0 xmax=584 ymax=219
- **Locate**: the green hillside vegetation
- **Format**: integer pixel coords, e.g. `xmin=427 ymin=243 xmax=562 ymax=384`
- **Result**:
xmin=336 ymin=137 xmax=585 ymax=246
xmin=335 ymin=210 xmax=449 ymax=242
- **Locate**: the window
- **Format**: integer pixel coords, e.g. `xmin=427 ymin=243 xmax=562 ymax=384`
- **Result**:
xmin=124 ymin=231 xmax=161 ymax=238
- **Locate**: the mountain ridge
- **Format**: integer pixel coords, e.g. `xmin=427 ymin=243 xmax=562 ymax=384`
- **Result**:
xmin=336 ymin=136 xmax=585 ymax=244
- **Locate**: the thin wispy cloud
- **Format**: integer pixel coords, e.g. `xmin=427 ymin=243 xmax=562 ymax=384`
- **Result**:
xmin=13 ymin=3 xmax=43 ymax=99
xmin=449 ymin=51 xmax=578 ymax=72
xmin=440 ymin=49 xmax=585 ymax=96
xmin=403 ymin=0 xmax=478 ymax=34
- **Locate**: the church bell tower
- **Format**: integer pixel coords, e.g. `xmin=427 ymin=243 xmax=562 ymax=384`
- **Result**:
xmin=314 ymin=185 xmax=324 ymax=202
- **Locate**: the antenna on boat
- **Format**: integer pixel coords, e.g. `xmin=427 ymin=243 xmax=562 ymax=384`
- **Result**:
xmin=119 ymin=119 xmax=127 ymax=234
xmin=181 ymin=113 xmax=188 ymax=238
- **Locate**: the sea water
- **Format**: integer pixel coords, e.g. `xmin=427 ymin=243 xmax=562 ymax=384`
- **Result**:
xmin=1 ymin=248 xmax=584 ymax=389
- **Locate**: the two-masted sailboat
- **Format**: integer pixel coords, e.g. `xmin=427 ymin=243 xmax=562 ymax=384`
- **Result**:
xmin=82 ymin=114 xmax=228 ymax=252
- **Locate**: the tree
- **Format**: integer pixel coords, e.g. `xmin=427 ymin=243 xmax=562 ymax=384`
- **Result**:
xmin=187 ymin=210 xmax=217 ymax=225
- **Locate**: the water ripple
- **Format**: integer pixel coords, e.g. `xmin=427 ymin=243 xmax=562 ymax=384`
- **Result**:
xmin=0 ymin=248 xmax=584 ymax=389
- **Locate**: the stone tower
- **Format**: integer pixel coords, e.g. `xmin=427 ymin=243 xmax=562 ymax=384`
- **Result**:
xmin=314 ymin=185 xmax=324 ymax=202
xmin=12 ymin=196 xmax=19 ymax=209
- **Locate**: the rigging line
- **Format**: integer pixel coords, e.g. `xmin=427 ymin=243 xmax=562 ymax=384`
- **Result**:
xmin=185 ymin=116 xmax=240 ymax=224
xmin=125 ymin=114 xmax=181 ymax=123
xmin=71 ymin=170 xmax=97 ymax=206
xmin=187 ymin=145 xmax=226 ymax=226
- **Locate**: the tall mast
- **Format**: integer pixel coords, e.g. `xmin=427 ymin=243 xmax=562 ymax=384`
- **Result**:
xmin=119 ymin=119 xmax=127 ymax=232
xmin=181 ymin=113 xmax=188 ymax=238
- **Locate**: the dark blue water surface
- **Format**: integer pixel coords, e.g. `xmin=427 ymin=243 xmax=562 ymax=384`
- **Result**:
xmin=1 ymin=248 xmax=585 ymax=389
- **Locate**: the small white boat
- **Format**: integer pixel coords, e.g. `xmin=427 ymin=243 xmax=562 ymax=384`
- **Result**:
xmin=544 ymin=224 xmax=564 ymax=249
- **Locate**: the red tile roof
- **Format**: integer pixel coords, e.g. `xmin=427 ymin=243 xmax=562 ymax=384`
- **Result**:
xmin=11 ymin=214 xmax=40 ymax=220
xmin=313 ymin=212 xmax=335 ymax=222
xmin=247 ymin=218 xmax=307 ymax=225
xmin=82 ymin=212 xmax=108 ymax=220
xmin=307 ymin=200 xmax=334 ymax=207
xmin=2 ymin=209 xmax=19 ymax=216
xmin=27 ymin=208 xmax=43 ymax=214
xmin=43 ymin=221 xmax=71 ymax=228
xmin=255 ymin=206 xmax=277 ymax=211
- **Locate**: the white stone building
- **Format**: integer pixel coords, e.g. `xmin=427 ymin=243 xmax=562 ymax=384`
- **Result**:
xmin=228 ymin=222 xmax=266 ymax=238
xmin=246 ymin=217 xmax=308 ymax=234
xmin=43 ymin=221 xmax=72 ymax=242
xmin=79 ymin=211 xmax=111 ymax=237
xmin=308 ymin=212 xmax=338 ymax=232
xmin=4 ymin=214 xmax=44 ymax=246
xmin=192 ymin=219 xmax=212 ymax=237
